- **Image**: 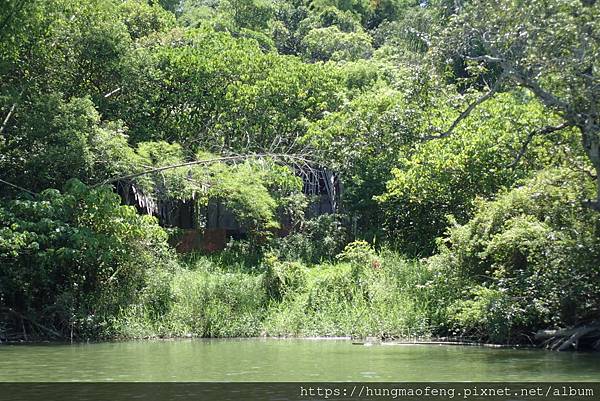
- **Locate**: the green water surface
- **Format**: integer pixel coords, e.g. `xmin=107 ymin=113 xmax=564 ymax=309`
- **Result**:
xmin=0 ymin=339 xmax=598 ymax=381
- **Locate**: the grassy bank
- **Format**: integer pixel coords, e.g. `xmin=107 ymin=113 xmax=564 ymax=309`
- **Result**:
xmin=112 ymin=250 xmax=446 ymax=340
xmin=3 ymin=171 xmax=599 ymax=348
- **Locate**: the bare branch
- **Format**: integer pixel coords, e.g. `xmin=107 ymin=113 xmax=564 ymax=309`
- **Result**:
xmin=0 ymin=178 xmax=37 ymax=196
xmin=506 ymin=121 xmax=572 ymax=168
xmin=103 ymin=87 xmax=121 ymax=98
xmin=0 ymin=89 xmax=24 ymax=136
xmin=424 ymin=73 xmax=506 ymax=140
xmin=465 ymin=55 xmax=505 ymax=63
xmin=95 ymin=153 xmax=317 ymax=187
xmin=0 ymin=102 xmax=17 ymax=136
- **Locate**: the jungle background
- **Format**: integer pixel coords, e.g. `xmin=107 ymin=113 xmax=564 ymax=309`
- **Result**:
xmin=1 ymin=0 xmax=599 ymax=348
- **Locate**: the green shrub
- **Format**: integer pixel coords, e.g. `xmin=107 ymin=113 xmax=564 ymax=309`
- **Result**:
xmin=269 ymin=214 xmax=349 ymax=264
xmin=336 ymin=240 xmax=378 ymax=266
xmin=0 ymin=180 xmax=172 ymax=339
xmin=263 ymin=252 xmax=309 ymax=301
xmin=433 ymin=168 xmax=600 ymax=342
xmin=116 ymin=251 xmax=440 ymax=340
xmin=448 ymin=286 xmax=518 ymax=343
xmin=208 ymin=240 xmax=263 ymax=272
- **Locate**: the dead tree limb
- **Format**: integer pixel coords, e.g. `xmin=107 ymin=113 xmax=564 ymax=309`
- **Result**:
xmin=424 ymin=73 xmax=506 ymax=140
xmin=0 ymin=89 xmax=24 ymax=136
xmin=0 ymin=102 xmax=17 ymax=136
xmin=95 ymin=153 xmax=316 ymax=187
xmin=0 ymin=178 xmax=37 ymax=196
xmin=506 ymin=121 xmax=572 ymax=168
xmin=557 ymin=327 xmax=599 ymax=351
xmin=0 ymin=307 xmax=63 ymax=340
xmin=535 ymin=323 xmax=600 ymax=351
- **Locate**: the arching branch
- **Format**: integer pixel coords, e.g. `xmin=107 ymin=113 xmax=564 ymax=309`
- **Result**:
xmin=506 ymin=121 xmax=573 ymax=168
xmin=95 ymin=153 xmax=317 ymax=187
xmin=424 ymin=72 xmax=506 ymax=140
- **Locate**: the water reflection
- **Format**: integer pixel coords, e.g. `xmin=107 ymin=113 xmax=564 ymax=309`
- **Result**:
xmin=0 ymin=339 xmax=598 ymax=382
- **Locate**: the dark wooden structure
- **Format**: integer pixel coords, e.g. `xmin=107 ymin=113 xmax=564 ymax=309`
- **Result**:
xmin=117 ymin=168 xmax=341 ymax=252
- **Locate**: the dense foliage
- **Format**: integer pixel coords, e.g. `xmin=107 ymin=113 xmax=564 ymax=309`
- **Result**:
xmin=430 ymin=169 xmax=600 ymax=342
xmin=0 ymin=180 xmax=173 ymax=338
xmin=1 ymin=0 xmax=598 ymax=344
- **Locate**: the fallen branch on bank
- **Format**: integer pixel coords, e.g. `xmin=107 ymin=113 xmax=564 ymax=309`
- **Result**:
xmin=535 ymin=322 xmax=600 ymax=351
xmin=0 ymin=307 xmax=64 ymax=341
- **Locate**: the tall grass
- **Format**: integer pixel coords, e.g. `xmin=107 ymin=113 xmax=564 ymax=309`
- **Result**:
xmin=113 ymin=257 xmax=266 ymax=338
xmin=114 ymin=251 xmax=444 ymax=339
xmin=263 ymin=252 xmax=436 ymax=337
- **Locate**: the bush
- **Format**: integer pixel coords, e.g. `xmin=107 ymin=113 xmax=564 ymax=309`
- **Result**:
xmin=448 ymin=286 xmax=519 ymax=343
xmin=207 ymin=240 xmax=263 ymax=272
xmin=336 ymin=240 xmax=378 ymax=265
xmin=0 ymin=180 xmax=172 ymax=339
xmin=432 ymin=168 xmax=600 ymax=342
xmin=262 ymin=252 xmax=309 ymax=301
xmin=115 ymin=250 xmax=442 ymax=340
xmin=268 ymin=214 xmax=349 ymax=263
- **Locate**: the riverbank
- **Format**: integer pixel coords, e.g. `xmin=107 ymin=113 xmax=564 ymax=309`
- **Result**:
xmin=0 ymin=335 xmax=535 ymax=347
xmin=3 ymin=248 xmax=598 ymax=352
xmin=3 ymin=235 xmax=600 ymax=351
xmin=100 ymin=250 xmax=464 ymax=343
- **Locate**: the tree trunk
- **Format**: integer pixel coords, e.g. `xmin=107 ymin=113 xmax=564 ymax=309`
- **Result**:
xmin=597 ymin=165 xmax=600 ymax=210
xmin=582 ymin=128 xmax=600 ymax=211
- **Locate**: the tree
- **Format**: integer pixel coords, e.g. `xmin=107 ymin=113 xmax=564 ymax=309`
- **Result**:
xmin=433 ymin=169 xmax=600 ymax=342
xmin=302 ymin=26 xmax=373 ymax=61
xmin=377 ymin=91 xmax=582 ymax=255
xmin=305 ymin=87 xmax=418 ymax=239
xmin=437 ymin=0 xmax=600 ymax=209
xmin=118 ymin=0 xmax=176 ymax=40
xmin=0 ymin=180 xmax=172 ymax=339
xmin=0 ymin=95 xmax=138 ymax=193
xmin=112 ymin=28 xmax=342 ymax=152
xmin=367 ymin=0 xmax=421 ymax=29
xmin=309 ymin=0 xmax=375 ymax=24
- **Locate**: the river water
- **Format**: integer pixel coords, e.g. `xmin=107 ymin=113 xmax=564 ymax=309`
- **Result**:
xmin=0 ymin=339 xmax=598 ymax=381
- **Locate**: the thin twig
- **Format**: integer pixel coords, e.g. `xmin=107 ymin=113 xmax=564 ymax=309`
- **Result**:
xmin=0 ymin=178 xmax=37 ymax=196
xmin=506 ymin=121 xmax=572 ymax=168
xmin=424 ymin=73 xmax=506 ymax=140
